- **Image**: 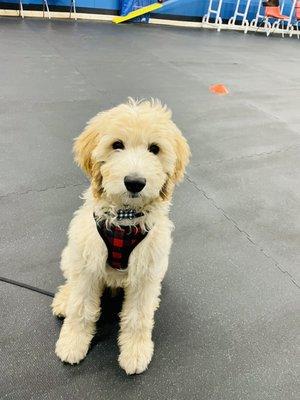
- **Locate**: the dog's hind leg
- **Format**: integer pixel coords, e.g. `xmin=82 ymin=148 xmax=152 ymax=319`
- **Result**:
xmin=51 ymin=246 xmax=72 ymax=317
xmin=51 ymin=283 xmax=70 ymax=318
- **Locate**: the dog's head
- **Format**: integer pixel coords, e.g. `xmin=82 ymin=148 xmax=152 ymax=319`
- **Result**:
xmin=74 ymin=99 xmax=190 ymax=207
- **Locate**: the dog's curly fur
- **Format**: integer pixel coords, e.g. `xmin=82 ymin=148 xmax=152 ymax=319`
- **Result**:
xmin=52 ymin=99 xmax=190 ymax=374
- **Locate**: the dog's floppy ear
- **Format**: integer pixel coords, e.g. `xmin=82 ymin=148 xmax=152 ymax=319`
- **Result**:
xmin=160 ymin=131 xmax=190 ymax=201
xmin=73 ymin=124 xmax=99 ymax=178
xmin=172 ymin=132 xmax=190 ymax=184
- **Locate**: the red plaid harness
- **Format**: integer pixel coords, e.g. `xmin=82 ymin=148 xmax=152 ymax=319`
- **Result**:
xmin=94 ymin=215 xmax=148 ymax=271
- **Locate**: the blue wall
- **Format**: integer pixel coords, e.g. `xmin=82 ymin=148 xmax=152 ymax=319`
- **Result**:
xmin=0 ymin=0 xmax=294 ymax=22
xmin=5 ymin=0 xmax=120 ymax=9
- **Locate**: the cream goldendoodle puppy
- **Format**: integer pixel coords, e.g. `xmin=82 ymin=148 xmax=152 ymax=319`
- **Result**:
xmin=52 ymin=98 xmax=190 ymax=374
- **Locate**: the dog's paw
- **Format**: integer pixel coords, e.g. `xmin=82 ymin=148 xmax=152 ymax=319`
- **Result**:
xmin=51 ymin=285 xmax=69 ymax=317
xmin=118 ymin=339 xmax=154 ymax=375
xmin=51 ymin=295 xmax=66 ymax=318
xmin=55 ymin=330 xmax=91 ymax=365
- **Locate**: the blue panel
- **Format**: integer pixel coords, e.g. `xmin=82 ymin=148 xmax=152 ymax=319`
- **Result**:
xmin=154 ymin=0 xmax=205 ymax=17
xmin=0 ymin=0 xmax=294 ymax=21
xmin=94 ymin=0 xmax=120 ymax=10
xmin=4 ymin=0 xmax=119 ymax=9
xmin=22 ymin=0 xmax=45 ymax=5
xmin=153 ymin=0 xmax=251 ymax=19
xmin=46 ymin=0 xmax=94 ymax=8
xmin=47 ymin=0 xmax=95 ymax=7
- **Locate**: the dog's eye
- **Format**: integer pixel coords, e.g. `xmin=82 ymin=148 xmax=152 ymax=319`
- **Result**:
xmin=112 ymin=140 xmax=124 ymax=150
xmin=148 ymin=144 xmax=160 ymax=155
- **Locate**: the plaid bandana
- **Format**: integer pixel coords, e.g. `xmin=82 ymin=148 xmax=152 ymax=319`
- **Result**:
xmin=94 ymin=214 xmax=148 ymax=271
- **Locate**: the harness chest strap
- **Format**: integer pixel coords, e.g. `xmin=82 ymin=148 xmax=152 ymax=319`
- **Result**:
xmin=93 ymin=214 xmax=149 ymax=271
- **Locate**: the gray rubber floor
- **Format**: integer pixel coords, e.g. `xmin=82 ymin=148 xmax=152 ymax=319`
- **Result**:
xmin=0 ymin=17 xmax=299 ymax=400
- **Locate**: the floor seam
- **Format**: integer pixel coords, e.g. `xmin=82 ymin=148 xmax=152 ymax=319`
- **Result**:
xmin=246 ymin=100 xmax=300 ymax=132
xmin=185 ymin=174 xmax=300 ymax=289
xmin=191 ymin=143 xmax=300 ymax=166
xmin=0 ymin=181 xmax=87 ymax=199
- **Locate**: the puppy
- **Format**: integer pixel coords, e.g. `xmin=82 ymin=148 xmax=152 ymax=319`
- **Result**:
xmin=52 ymin=98 xmax=190 ymax=374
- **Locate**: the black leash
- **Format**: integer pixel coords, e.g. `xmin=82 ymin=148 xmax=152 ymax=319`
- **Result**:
xmin=0 ymin=276 xmax=54 ymax=298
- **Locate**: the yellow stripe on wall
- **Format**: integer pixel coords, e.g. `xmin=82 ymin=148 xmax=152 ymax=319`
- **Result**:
xmin=113 ymin=3 xmax=163 ymax=24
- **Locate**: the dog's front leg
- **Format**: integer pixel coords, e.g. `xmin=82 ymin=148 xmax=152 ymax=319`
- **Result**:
xmin=118 ymin=280 xmax=161 ymax=375
xmin=55 ymin=273 xmax=103 ymax=365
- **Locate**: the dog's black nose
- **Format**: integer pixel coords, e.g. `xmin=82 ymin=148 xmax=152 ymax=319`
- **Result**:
xmin=124 ymin=176 xmax=146 ymax=193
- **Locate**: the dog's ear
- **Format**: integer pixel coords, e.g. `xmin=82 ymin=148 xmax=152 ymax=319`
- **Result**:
xmin=160 ymin=131 xmax=190 ymax=201
xmin=172 ymin=132 xmax=190 ymax=184
xmin=73 ymin=124 xmax=99 ymax=178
